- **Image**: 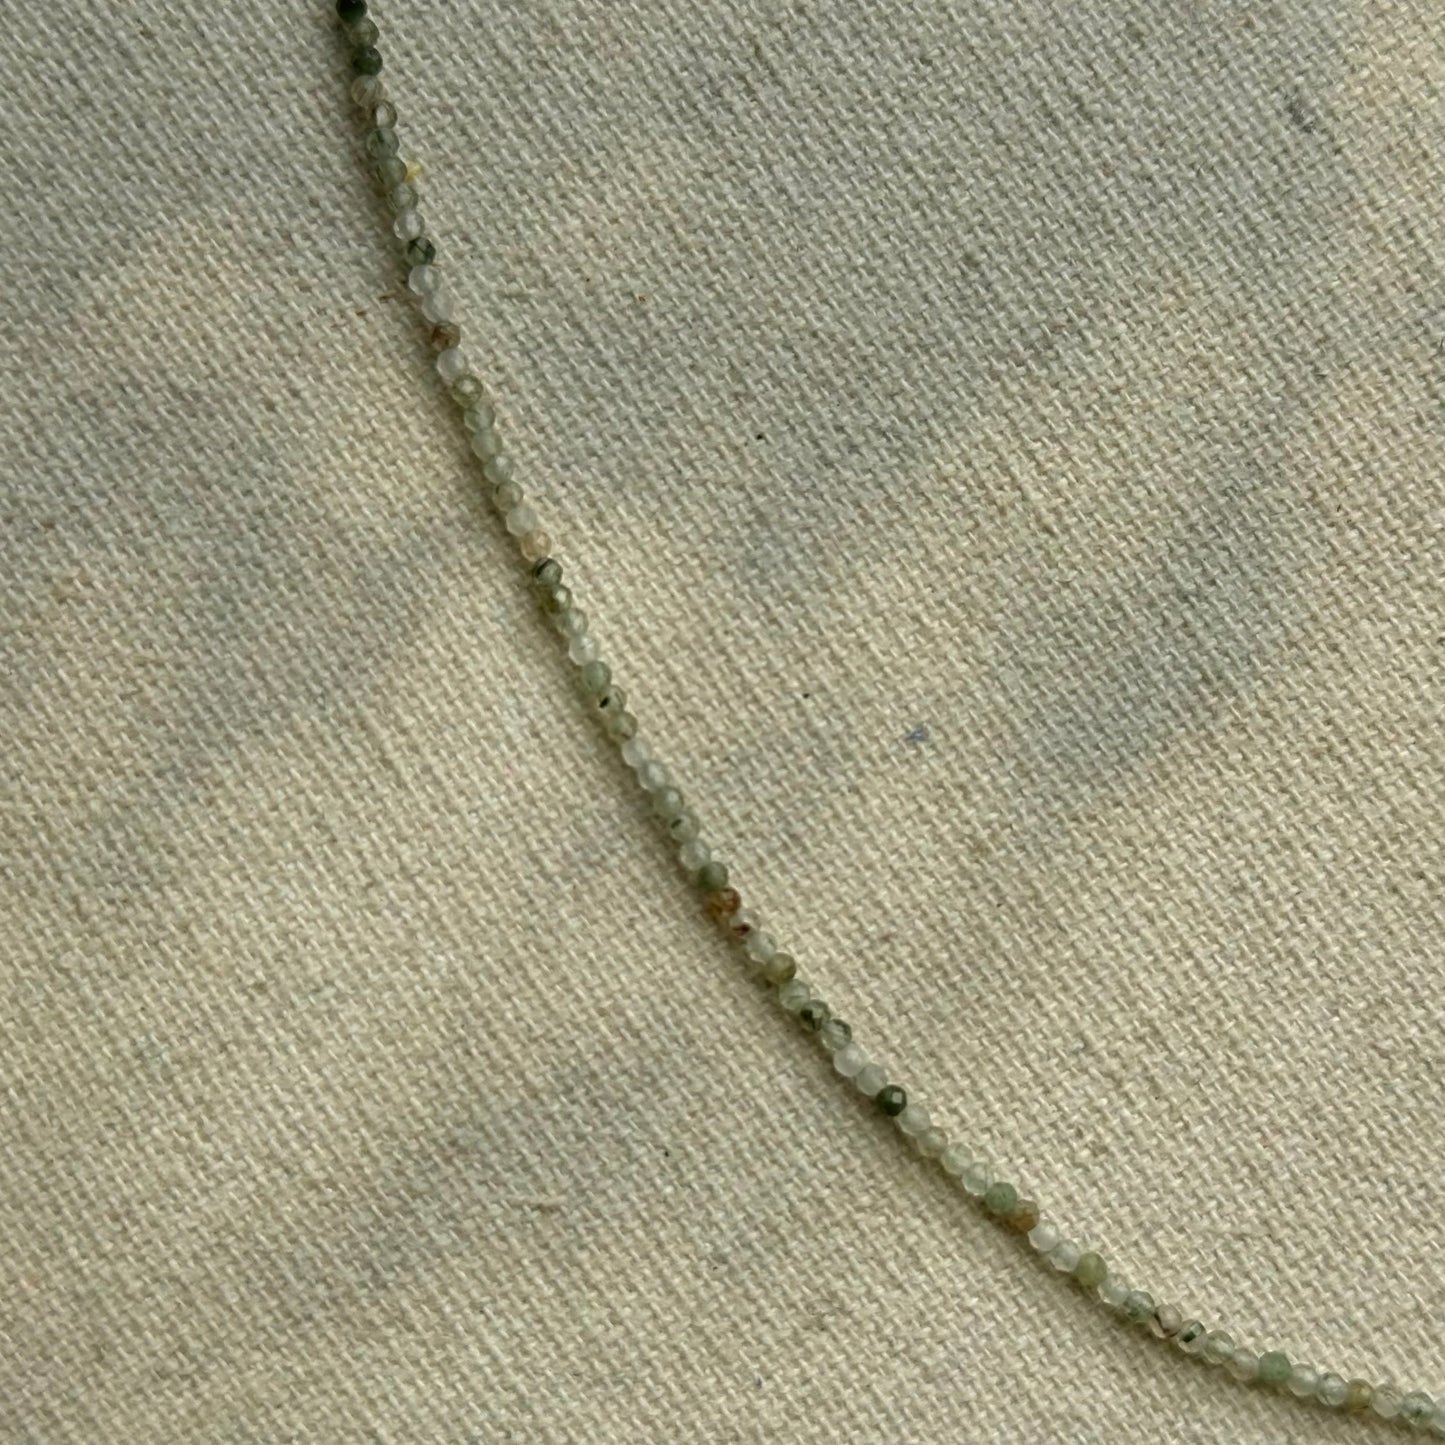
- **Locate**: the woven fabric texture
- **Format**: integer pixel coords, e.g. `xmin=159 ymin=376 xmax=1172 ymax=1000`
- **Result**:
xmin=3 ymin=2 xmax=1443 ymax=1441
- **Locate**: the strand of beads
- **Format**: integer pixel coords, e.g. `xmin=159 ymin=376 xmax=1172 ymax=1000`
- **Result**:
xmin=334 ymin=3 xmax=1445 ymax=1433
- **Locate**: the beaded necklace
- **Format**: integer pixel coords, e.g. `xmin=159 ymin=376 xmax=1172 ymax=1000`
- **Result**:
xmin=330 ymin=3 xmax=1439 ymax=1430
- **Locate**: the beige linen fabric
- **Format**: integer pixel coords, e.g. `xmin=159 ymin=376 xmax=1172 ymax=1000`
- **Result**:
xmin=3 ymin=2 xmax=1443 ymax=1441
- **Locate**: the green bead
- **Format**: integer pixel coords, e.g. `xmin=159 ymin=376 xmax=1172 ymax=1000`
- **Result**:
xmin=531 ymin=558 xmax=562 ymax=590
xmin=876 ymin=1085 xmax=907 ymax=1117
xmin=337 ymin=0 xmax=367 ymax=21
xmin=352 ymin=45 xmax=383 ymax=76
xmin=346 ymin=16 xmax=379 ymax=47
xmin=406 ymin=237 xmax=436 ymax=267
xmin=1257 ymin=1351 xmax=1291 ymax=1387
xmin=759 ymin=951 xmax=795 ymax=985
xmin=696 ymin=861 xmax=728 ymax=893
xmin=365 ymin=127 xmax=399 ymax=160
xmin=374 ymin=156 xmax=407 ymax=191
xmin=1072 ymin=1252 xmax=1107 ymax=1290
xmin=1399 ymin=1392 xmax=1435 ymax=1425
xmin=579 ymin=660 xmax=611 ymax=696
xmin=540 ymin=585 xmax=571 ymax=615
xmin=1343 ymin=1380 xmax=1373 ymax=1413
xmin=982 ymin=1182 xmax=1018 ymax=1217
xmin=797 ymin=1000 xmax=830 ymax=1032
xmin=1122 ymin=1289 xmax=1155 ymax=1325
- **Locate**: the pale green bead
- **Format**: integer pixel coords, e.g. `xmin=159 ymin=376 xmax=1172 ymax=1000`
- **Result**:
xmin=484 ymin=454 xmax=514 ymax=485
xmin=1176 ymin=1320 xmax=1207 ymax=1354
xmin=1121 ymin=1290 xmax=1155 ymax=1325
xmin=915 ymin=1126 xmax=948 ymax=1158
xmin=1201 ymin=1331 xmax=1234 ymax=1365
xmin=939 ymin=1145 xmax=969 ymax=1177
xmin=1287 ymin=1365 xmax=1320 ymax=1398
xmin=1400 ymin=1392 xmax=1435 ymax=1426
xmin=853 ymin=1063 xmax=887 ymax=1097
xmin=1149 ymin=1303 xmax=1182 ymax=1339
xmin=1371 ymin=1384 xmax=1403 ymax=1418
xmin=1315 ymin=1373 xmax=1348 ymax=1408
xmin=667 ymin=809 xmax=701 ymax=843
xmin=777 ymin=979 xmax=811 ymax=1012
xmin=1227 ymin=1349 xmax=1259 ymax=1382
xmin=579 ymin=660 xmax=611 ymax=696
xmin=471 ymin=427 xmax=503 ymax=460
xmin=464 ymin=401 xmax=497 ymax=432
xmin=650 ymin=786 xmax=686 ymax=821
xmin=606 ymin=709 xmax=639 ymax=742
xmin=492 ymin=480 xmax=523 ymax=513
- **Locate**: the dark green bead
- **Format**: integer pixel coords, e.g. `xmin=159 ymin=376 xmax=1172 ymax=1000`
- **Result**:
xmin=337 ymin=0 xmax=367 ymax=21
xmin=352 ymin=45 xmax=383 ymax=76
xmin=696 ymin=861 xmax=728 ymax=893
xmin=1072 ymin=1252 xmax=1107 ymax=1290
xmin=982 ymin=1182 xmax=1018 ymax=1217
xmin=1256 ymin=1351 xmax=1291 ymax=1387
xmin=539 ymin=585 xmax=572 ymax=615
xmin=876 ymin=1085 xmax=907 ymax=1117
xmin=406 ymin=237 xmax=436 ymax=267
xmin=345 ymin=16 xmax=379 ymax=47
xmin=797 ymin=1000 xmax=830 ymax=1032
xmin=531 ymin=558 xmax=562 ymax=590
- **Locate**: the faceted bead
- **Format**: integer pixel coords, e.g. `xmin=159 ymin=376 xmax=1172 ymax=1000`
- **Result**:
xmin=743 ymin=930 xmax=777 ymax=966
xmin=896 ymin=1103 xmax=930 ymax=1138
xmin=959 ymin=1162 xmax=992 ymax=1197
xmin=1202 ymin=1331 xmax=1234 ymax=1364
xmin=539 ymin=584 xmax=571 ymax=615
xmin=490 ymin=477 xmax=523 ymax=511
xmin=422 ymin=291 xmax=454 ymax=322
xmin=463 ymin=401 xmax=497 ymax=431
xmin=430 ymin=322 xmax=462 ymax=351
xmin=365 ymin=126 xmax=399 ymax=160
xmin=408 ymin=264 xmax=439 ymax=295
xmin=1097 ymin=1277 xmax=1128 ymax=1308
xmin=1121 ymin=1290 xmax=1155 ymax=1325
xmin=346 ymin=17 xmax=380 ymax=47
xmin=518 ymin=531 xmax=550 ymax=564
xmin=1400 ymin=1392 xmax=1435 ymax=1426
xmin=759 ymin=952 xmax=796 ymax=986
xmin=351 ymin=74 xmax=385 ymax=106
xmin=1073 ymin=1252 xmax=1106 ymax=1290
xmin=819 ymin=1018 xmax=852 ymax=1052
xmin=406 ymin=237 xmax=436 ymax=266
xmin=579 ymin=660 xmax=611 ymax=696
xmin=833 ymin=1043 xmax=866 ymax=1079
xmin=387 ymin=182 xmax=417 ymax=214
xmin=1176 ymin=1321 xmax=1207 ymax=1354
xmin=567 ymin=633 xmax=598 ymax=665
xmin=336 ymin=0 xmax=367 ymax=21
xmin=372 ymin=99 xmax=397 ymax=129
xmin=650 ymin=786 xmax=685 ymax=820
xmin=777 ymin=979 xmax=810 ymax=1012
xmin=853 ymin=1063 xmax=887 ymax=1097
xmin=557 ymin=608 xmax=588 ymax=641
xmin=876 ymin=1085 xmax=907 ymax=1116
xmin=606 ymin=709 xmax=639 ymax=743
xmin=1005 ymin=1198 xmax=1039 ymax=1234
xmin=916 ymin=1127 xmax=949 ymax=1159
xmin=436 ymin=347 xmax=469 ymax=383
xmin=392 ymin=206 xmax=423 ymax=242
xmin=353 ymin=45 xmax=383 ymax=75
xmin=470 ymin=432 xmax=502 ymax=465
xmin=1286 ymin=1365 xmax=1320 ymax=1398
xmin=703 ymin=887 xmax=740 ymax=923
xmin=450 ymin=375 xmax=483 ymax=407
xmin=696 ymin=861 xmax=728 ymax=893
xmin=374 ymin=156 xmax=407 ymax=190
xmin=1256 ymin=1351 xmax=1291 ymax=1387
xmin=1371 ymin=1385 xmax=1403 ymax=1419
xmin=505 ymin=504 xmax=538 ymax=538
xmin=595 ymin=685 xmax=627 ymax=717
xmin=1315 ymin=1373 xmax=1348 ymax=1408
xmin=1227 ymin=1349 xmax=1259 ymax=1382
xmin=678 ymin=839 xmax=710 ymax=872
xmin=1149 ymin=1304 xmax=1182 ymax=1339
xmin=484 ymin=455 xmax=515 ymax=486
xmin=797 ymin=1000 xmax=830 ymax=1032
xmin=1049 ymin=1239 xmax=1082 ymax=1274
xmin=668 ymin=810 xmax=701 ymax=843
xmin=982 ymin=1182 xmax=1017 ymax=1217
xmin=620 ymin=738 xmax=651 ymax=769
xmin=1344 ymin=1380 xmax=1374 ymax=1413
xmin=1027 ymin=1221 xmax=1059 ymax=1254
xmin=939 ymin=1145 xmax=969 ymax=1178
